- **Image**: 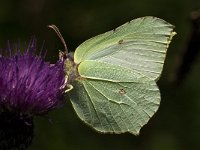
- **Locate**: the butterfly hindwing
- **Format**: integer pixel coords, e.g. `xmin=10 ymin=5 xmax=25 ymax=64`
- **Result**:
xmin=69 ymin=61 xmax=160 ymax=134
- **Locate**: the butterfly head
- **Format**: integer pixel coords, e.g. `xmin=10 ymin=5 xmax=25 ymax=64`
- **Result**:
xmin=48 ymin=24 xmax=80 ymax=92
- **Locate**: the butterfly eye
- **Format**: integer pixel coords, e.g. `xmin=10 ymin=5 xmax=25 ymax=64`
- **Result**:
xmin=66 ymin=52 xmax=74 ymax=61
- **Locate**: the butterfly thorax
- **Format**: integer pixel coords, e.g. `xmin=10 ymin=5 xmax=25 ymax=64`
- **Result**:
xmin=63 ymin=52 xmax=79 ymax=83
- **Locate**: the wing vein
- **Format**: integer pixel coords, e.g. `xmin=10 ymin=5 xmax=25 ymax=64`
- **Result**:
xmin=82 ymin=81 xmax=104 ymax=129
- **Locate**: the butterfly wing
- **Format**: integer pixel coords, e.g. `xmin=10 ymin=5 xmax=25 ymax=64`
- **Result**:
xmin=74 ymin=16 xmax=175 ymax=80
xmin=70 ymin=61 xmax=160 ymax=134
xmin=69 ymin=16 xmax=175 ymax=134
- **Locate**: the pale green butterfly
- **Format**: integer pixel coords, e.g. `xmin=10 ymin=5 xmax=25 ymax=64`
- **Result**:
xmin=49 ymin=16 xmax=176 ymax=135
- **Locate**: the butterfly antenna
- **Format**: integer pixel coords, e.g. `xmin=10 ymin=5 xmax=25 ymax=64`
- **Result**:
xmin=48 ymin=24 xmax=68 ymax=54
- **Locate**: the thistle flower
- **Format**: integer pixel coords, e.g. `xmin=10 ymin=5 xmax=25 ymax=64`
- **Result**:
xmin=0 ymin=39 xmax=66 ymax=150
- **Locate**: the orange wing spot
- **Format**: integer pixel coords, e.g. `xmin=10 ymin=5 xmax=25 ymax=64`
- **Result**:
xmin=119 ymin=89 xmax=126 ymax=96
xmin=118 ymin=39 xmax=123 ymax=44
xmin=76 ymin=76 xmax=85 ymax=81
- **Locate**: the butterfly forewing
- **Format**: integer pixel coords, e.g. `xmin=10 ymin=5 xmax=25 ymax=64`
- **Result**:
xmin=74 ymin=16 xmax=175 ymax=80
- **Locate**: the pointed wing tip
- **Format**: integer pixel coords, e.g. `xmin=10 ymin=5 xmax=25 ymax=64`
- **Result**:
xmin=168 ymin=31 xmax=176 ymax=44
xmin=172 ymin=31 xmax=177 ymax=36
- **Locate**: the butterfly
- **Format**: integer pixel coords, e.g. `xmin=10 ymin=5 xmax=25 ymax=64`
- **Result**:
xmin=49 ymin=16 xmax=175 ymax=135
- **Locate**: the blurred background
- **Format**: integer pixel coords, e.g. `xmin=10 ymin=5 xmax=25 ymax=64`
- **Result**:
xmin=0 ymin=0 xmax=200 ymax=150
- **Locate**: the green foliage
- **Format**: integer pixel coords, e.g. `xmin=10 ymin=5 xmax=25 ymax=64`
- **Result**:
xmin=65 ymin=16 xmax=175 ymax=135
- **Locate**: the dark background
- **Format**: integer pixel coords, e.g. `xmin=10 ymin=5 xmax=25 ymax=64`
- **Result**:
xmin=0 ymin=0 xmax=200 ymax=150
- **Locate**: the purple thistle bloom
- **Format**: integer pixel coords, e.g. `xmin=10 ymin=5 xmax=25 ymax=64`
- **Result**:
xmin=0 ymin=39 xmax=66 ymax=150
xmin=0 ymin=39 xmax=66 ymax=117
